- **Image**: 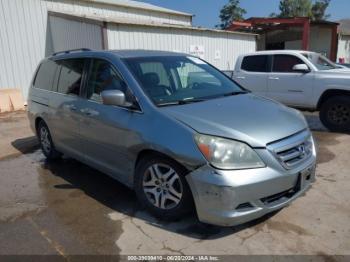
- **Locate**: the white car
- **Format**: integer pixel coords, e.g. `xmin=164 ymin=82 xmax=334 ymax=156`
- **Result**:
xmin=234 ymin=50 xmax=350 ymax=132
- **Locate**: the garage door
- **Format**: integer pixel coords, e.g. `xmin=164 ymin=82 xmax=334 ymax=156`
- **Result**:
xmin=48 ymin=14 xmax=103 ymax=54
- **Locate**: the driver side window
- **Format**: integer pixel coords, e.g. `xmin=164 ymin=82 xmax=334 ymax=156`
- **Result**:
xmin=272 ymin=55 xmax=306 ymax=73
xmin=86 ymin=59 xmax=132 ymax=103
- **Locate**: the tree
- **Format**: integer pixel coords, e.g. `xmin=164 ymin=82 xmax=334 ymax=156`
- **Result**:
xmin=277 ymin=0 xmax=313 ymax=18
xmin=271 ymin=0 xmax=331 ymax=21
xmin=216 ymin=0 xmax=247 ymax=29
xmin=312 ymin=0 xmax=331 ymax=20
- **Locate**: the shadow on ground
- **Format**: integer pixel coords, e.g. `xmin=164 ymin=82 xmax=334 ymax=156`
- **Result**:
xmin=36 ymin=156 xmax=280 ymax=240
xmin=11 ymin=136 xmax=39 ymax=154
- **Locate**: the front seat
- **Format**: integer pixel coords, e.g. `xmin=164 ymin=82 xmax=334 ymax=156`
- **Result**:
xmin=140 ymin=73 xmax=171 ymax=97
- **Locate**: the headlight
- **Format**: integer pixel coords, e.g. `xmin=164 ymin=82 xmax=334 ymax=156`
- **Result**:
xmin=194 ymin=134 xmax=265 ymax=170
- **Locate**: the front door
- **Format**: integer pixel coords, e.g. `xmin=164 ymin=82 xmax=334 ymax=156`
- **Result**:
xmin=79 ymin=59 xmax=137 ymax=184
xmin=267 ymin=54 xmax=314 ymax=107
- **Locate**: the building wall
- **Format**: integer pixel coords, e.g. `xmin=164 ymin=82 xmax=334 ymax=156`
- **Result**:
xmin=285 ymin=40 xmax=302 ymax=50
xmin=309 ymin=26 xmax=332 ymax=57
xmin=337 ymin=35 xmax=350 ymax=63
xmin=0 ymin=0 xmax=191 ymax=98
xmin=107 ymin=24 xmax=256 ymax=70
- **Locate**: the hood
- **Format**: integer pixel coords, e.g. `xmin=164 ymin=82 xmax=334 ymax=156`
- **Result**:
xmin=160 ymin=94 xmax=308 ymax=147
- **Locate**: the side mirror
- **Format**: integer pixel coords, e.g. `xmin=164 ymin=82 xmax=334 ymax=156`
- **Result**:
xmin=101 ymin=90 xmax=126 ymax=106
xmin=293 ymin=64 xmax=310 ymax=73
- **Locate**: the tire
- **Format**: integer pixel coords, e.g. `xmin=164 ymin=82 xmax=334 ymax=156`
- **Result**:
xmin=37 ymin=121 xmax=62 ymax=160
xmin=320 ymin=96 xmax=350 ymax=132
xmin=134 ymin=154 xmax=193 ymax=220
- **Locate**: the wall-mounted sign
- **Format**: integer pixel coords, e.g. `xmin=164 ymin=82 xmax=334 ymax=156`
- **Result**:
xmin=190 ymin=45 xmax=205 ymax=59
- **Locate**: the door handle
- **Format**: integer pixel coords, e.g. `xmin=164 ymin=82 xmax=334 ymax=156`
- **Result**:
xmin=236 ymin=76 xmax=246 ymax=79
xmin=269 ymin=77 xmax=279 ymax=80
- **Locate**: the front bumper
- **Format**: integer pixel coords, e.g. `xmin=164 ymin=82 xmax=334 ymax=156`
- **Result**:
xmin=186 ymin=148 xmax=316 ymax=227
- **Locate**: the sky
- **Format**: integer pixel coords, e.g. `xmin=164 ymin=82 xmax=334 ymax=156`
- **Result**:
xmin=137 ymin=0 xmax=350 ymax=28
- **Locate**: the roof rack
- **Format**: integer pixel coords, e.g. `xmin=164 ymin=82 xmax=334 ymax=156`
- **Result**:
xmin=52 ymin=48 xmax=92 ymax=56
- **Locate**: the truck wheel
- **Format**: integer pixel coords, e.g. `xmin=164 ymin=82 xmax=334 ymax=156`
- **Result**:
xmin=37 ymin=121 xmax=62 ymax=160
xmin=134 ymin=155 xmax=193 ymax=220
xmin=320 ymin=96 xmax=350 ymax=132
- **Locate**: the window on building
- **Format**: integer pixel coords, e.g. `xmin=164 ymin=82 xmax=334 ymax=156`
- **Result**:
xmin=241 ymin=55 xmax=269 ymax=72
xmin=272 ymin=55 xmax=305 ymax=72
xmin=57 ymin=59 xmax=85 ymax=96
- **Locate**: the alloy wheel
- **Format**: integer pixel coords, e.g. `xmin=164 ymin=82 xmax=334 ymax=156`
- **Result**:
xmin=40 ymin=126 xmax=51 ymax=154
xmin=142 ymin=163 xmax=183 ymax=209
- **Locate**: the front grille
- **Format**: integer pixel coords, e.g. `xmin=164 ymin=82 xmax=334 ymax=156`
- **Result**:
xmin=267 ymin=130 xmax=313 ymax=169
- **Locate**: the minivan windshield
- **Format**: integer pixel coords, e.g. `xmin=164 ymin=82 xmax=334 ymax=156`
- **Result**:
xmin=302 ymin=52 xmax=337 ymax=70
xmin=124 ymin=56 xmax=245 ymax=106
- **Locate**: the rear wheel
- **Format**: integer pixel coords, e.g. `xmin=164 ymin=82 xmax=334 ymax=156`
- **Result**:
xmin=37 ymin=121 xmax=61 ymax=160
xmin=320 ymin=96 xmax=350 ymax=132
xmin=134 ymin=155 xmax=193 ymax=220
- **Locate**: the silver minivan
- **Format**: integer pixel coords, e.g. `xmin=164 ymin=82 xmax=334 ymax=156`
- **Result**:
xmin=28 ymin=49 xmax=317 ymax=226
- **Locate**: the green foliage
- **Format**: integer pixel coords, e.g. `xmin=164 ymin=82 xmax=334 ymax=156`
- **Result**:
xmin=216 ymin=0 xmax=247 ymax=29
xmin=312 ymin=0 xmax=331 ymax=20
xmin=279 ymin=0 xmax=313 ymax=18
xmin=271 ymin=0 xmax=331 ymax=21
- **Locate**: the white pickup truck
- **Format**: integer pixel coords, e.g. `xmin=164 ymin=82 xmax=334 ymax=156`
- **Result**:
xmin=233 ymin=50 xmax=350 ymax=132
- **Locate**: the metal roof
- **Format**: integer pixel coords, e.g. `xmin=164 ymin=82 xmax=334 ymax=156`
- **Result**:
xmin=48 ymin=11 xmax=257 ymax=37
xmin=81 ymin=0 xmax=193 ymax=17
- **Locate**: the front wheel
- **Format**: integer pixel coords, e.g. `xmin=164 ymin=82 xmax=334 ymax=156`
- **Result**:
xmin=320 ymin=96 xmax=350 ymax=132
xmin=134 ymin=155 xmax=193 ymax=220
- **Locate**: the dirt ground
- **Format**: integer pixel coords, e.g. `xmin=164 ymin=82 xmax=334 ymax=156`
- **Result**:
xmin=0 ymin=111 xmax=349 ymax=258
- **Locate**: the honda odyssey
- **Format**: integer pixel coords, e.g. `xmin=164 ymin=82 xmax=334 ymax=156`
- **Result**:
xmin=28 ymin=49 xmax=317 ymax=226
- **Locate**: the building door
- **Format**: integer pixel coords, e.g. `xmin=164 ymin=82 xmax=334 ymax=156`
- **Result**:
xmin=48 ymin=14 xmax=103 ymax=55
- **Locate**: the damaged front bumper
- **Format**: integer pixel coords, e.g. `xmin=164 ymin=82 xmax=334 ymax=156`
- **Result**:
xmin=186 ymin=149 xmax=316 ymax=227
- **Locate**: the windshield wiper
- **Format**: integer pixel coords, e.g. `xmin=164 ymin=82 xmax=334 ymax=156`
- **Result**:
xmin=222 ymin=91 xmax=249 ymax=97
xmin=157 ymin=98 xmax=206 ymax=107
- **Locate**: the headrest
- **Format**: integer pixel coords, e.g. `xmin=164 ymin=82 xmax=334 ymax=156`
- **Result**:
xmin=141 ymin=73 xmax=160 ymax=87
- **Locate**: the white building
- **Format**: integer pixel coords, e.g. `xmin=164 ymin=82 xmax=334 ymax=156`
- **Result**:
xmin=0 ymin=0 xmax=256 ymax=98
xmin=337 ymin=19 xmax=350 ymax=63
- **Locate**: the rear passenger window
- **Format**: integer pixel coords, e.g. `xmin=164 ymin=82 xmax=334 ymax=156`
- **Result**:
xmin=273 ymin=55 xmax=305 ymax=72
xmin=57 ymin=59 xmax=85 ymax=95
xmin=241 ymin=55 xmax=268 ymax=72
xmin=34 ymin=60 xmax=58 ymax=91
